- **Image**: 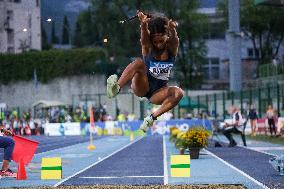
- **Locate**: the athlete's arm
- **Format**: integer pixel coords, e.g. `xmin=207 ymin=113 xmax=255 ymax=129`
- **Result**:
xmin=166 ymin=20 xmax=179 ymax=56
xmin=138 ymin=11 xmax=151 ymax=56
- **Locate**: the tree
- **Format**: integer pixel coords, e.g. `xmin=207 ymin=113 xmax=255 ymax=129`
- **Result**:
xmin=172 ymin=0 xmax=208 ymax=89
xmin=74 ymin=0 xmax=208 ymax=88
xmin=218 ymin=0 xmax=284 ymax=64
xmin=51 ymin=21 xmax=59 ymax=44
xmin=61 ymin=15 xmax=70 ymax=45
xmin=74 ymin=10 xmax=97 ymax=47
xmin=41 ymin=25 xmax=51 ymax=50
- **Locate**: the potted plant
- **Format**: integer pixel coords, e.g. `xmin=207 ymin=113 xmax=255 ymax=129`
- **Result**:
xmin=175 ymin=131 xmax=187 ymax=154
xmin=169 ymin=126 xmax=181 ymax=143
xmin=175 ymin=126 xmax=210 ymax=159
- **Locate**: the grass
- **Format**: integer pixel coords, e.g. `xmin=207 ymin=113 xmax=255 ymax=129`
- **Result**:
xmin=246 ymin=134 xmax=284 ymax=145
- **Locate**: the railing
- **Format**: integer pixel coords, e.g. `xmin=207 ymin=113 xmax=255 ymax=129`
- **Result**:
xmin=187 ymin=83 xmax=284 ymax=120
xmin=258 ymin=63 xmax=284 ymax=78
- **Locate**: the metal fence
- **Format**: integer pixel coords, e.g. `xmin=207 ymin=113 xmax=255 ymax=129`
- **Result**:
xmin=190 ymin=83 xmax=284 ymax=120
xmin=72 ymin=92 xmax=180 ymax=120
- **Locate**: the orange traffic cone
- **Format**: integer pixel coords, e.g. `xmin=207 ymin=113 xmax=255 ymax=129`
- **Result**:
xmin=16 ymin=159 xmax=27 ymax=180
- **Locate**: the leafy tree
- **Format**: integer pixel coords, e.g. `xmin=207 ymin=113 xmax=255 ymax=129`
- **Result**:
xmin=41 ymin=25 xmax=51 ymax=50
xmin=218 ymin=0 xmax=284 ymax=64
xmin=61 ymin=15 xmax=70 ymax=45
xmin=74 ymin=0 xmax=208 ymax=88
xmin=74 ymin=10 xmax=97 ymax=47
xmin=51 ymin=21 xmax=59 ymax=44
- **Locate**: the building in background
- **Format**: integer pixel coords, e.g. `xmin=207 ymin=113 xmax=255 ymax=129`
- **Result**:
xmin=199 ymin=0 xmax=284 ymax=90
xmin=0 ymin=0 xmax=41 ymax=53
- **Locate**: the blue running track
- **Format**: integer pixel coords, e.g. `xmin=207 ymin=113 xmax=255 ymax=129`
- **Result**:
xmin=60 ymin=136 xmax=164 ymax=186
xmin=207 ymin=140 xmax=284 ymax=189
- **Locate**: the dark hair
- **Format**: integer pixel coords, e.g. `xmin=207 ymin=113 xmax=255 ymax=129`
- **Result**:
xmin=148 ymin=14 xmax=169 ymax=35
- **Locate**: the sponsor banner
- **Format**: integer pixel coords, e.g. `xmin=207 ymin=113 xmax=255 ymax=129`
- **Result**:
xmin=149 ymin=119 xmax=212 ymax=135
xmin=80 ymin=119 xmax=212 ymax=136
xmin=80 ymin=122 xmax=106 ymax=136
xmin=44 ymin=122 xmax=81 ymax=136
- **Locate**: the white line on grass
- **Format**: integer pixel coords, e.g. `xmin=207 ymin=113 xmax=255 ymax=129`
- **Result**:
xmin=163 ymin=135 xmax=168 ymax=185
xmin=205 ymin=149 xmax=270 ymax=189
xmin=79 ymin=175 xmax=164 ymax=179
xmin=53 ymin=137 xmax=144 ymax=187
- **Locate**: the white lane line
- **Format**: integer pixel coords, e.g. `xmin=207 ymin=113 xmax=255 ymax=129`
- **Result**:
xmin=163 ymin=135 xmax=168 ymax=185
xmin=205 ymin=149 xmax=270 ymax=189
xmin=35 ymin=137 xmax=106 ymax=155
xmin=214 ymin=136 xmax=276 ymax=156
xmin=242 ymin=146 xmax=278 ymax=156
xmin=234 ymin=143 xmax=275 ymax=156
xmin=54 ymin=137 xmax=144 ymax=187
xmin=80 ymin=175 xmax=163 ymax=179
xmin=248 ymin=146 xmax=284 ymax=151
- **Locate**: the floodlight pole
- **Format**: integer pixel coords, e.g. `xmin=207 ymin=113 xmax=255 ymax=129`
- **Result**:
xmin=227 ymin=0 xmax=242 ymax=92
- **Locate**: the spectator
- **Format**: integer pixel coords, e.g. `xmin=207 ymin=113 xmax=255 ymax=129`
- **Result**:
xmin=117 ymin=113 xmax=126 ymax=121
xmin=12 ymin=118 xmax=19 ymax=135
xmin=0 ymin=122 xmax=17 ymax=178
xmin=222 ymin=106 xmax=247 ymax=147
xmin=29 ymin=118 xmax=35 ymax=135
xmin=247 ymin=104 xmax=258 ymax=137
xmin=266 ymin=105 xmax=277 ymax=136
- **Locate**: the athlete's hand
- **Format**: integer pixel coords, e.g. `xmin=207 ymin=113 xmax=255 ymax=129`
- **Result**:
xmin=137 ymin=10 xmax=150 ymax=24
xmin=165 ymin=19 xmax=178 ymax=31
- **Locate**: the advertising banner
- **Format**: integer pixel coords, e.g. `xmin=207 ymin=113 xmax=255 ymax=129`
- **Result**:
xmin=44 ymin=122 xmax=81 ymax=136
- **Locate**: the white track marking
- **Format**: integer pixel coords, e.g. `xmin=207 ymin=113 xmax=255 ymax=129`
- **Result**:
xmin=163 ymin=135 xmax=168 ymax=185
xmin=80 ymin=175 xmax=163 ymax=179
xmin=214 ymin=136 xmax=277 ymax=156
xmin=54 ymin=137 xmax=143 ymax=187
xmin=248 ymin=146 xmax=284 ymax=151
xmin=205 ymin=149 xmax=270 ymax=189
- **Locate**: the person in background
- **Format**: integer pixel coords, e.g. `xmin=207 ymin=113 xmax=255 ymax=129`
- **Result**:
xmin=0 ymin=121 xmax=17 ymax=178
xmin=223 ymin=106 xmax=247 ymax=147
xmin=266 ymin=105 xmax=277 ymax=136
xmin=247 ymin=104 xmax=258 ymax=137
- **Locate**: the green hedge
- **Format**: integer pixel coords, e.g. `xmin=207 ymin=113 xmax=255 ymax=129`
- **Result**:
xmin=0 ymin=48 xmax=115 ymax=84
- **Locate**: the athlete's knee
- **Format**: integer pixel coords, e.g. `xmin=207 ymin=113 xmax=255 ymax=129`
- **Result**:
xmin=171 ymin=87 xmax=184 ymax=102
xmin=132 ymin=58 xmax=146 ymax=70
xmin=176 ymin=88 xmax=184 ymax=101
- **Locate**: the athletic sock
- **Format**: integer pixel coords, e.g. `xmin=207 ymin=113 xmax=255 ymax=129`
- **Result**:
xmin=150 ymin=114 xmax=157 ymax=120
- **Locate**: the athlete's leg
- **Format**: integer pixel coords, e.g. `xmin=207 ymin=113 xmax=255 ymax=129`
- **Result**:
xmin=149 ymin=86 xmax=184 ymax=118
xmin=118 ymin=58 xmax=149 ymax=97
xmin=107 ymin=58 xmax=149 ymax=98
xmin=140 ymin=86 xmax=184 ymax=132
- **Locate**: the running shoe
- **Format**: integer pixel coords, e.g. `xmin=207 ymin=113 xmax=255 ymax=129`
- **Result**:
xmin=140 ymin=115 xmax=154 ymax=132
xmin=107 ymin=74 xmax=120 ymax=98
xmin=0 ymin=169 xmax=17 ymax=178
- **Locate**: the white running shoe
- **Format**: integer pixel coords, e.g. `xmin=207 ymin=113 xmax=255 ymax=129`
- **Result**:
xmin=140 ymin=115 xmax=154 ymax=132
xmin=107 ymin=74 xmax=120 ymax=98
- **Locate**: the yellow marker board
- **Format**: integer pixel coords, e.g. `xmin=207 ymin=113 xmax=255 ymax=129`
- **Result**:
xmin=41 ymin=157 xmax=62 ymax=180
xmin=170 ymin=155 xmax=190 ymax=177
